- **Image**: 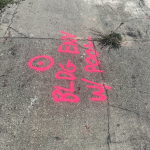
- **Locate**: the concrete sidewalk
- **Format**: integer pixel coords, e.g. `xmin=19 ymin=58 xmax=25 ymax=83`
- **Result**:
xmin=0 ymin=0 xmax=150 ymax=150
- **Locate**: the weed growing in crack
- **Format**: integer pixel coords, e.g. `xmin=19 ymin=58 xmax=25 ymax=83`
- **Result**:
xmin=0 ymin=0 xmax=19 ymax=10
xmin=91 ymin=28 xmax=123 ymax=49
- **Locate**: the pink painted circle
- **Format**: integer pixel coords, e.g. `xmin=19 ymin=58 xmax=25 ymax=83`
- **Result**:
xmin=28 ymin=55 xmax=54 ymax=71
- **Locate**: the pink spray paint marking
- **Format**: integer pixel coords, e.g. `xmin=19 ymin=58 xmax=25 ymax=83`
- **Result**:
xmin=84 ymin=65 xmax=103 ymax=73
xmin=54 ymin=81 xmax=75 ymax=92
xmin=38 ymin=61 xmax=44 ymax=66
xmin=58 ymin=45 xmax=79 ymax=54
xmin=58 ymin=31 xmax=79 ymax=53
xmin=86 ymin=86 xmax=107 ymax=101
xmin=59 ymin=60 xmax=76 ymax=73
xmin=60 ymin=31 xmax=77 ymax=45
xmin=60 ymin=31 xmax=76 ymax=39
xmin=83 ymin=37 xmax=94 ymax=48
xmin=81 ymin=78 xmax=112 ymax=90
xmin=85 ymin=57 xmax=100 ymax=66
xmin=28 ymin=55 xmax=54 ymax=71
xmin=56 ymin=60 xmax=76 ymax=80
xmin=62 ymin=40 xmax=77 ymax=46
xmin=55 ymin=71 xmax=76 ymax=80
xmin=84 ymin=40 xmax=102 ymax=73
xmin=86 ymin=49 xmax=99 ymax=57
xmin=52 ymin=89 xmax=79 ymax=103
xmin=81 ymin=78 xmax=112 ymax=101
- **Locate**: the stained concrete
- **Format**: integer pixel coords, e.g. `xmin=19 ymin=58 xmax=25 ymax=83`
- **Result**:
xmin=0 ymin=0 xmax=150 ymax=150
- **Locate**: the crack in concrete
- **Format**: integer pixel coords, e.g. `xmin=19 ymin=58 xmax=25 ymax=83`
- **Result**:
xmin=115 ymin=16 xmax=150 ymax=31
xmin=105 ymin=88 xmax=111 ymax=150
xmin=1 ymin=36 xmax=150 ymax=47
xmin=3 ymin=2 xmax=20 ymax=37
xmin=113 ymin=1 xmax=150 ymax=32
xmin=139 ymin=0 xmax=150 ymax=18
xmin=93 ymin=41 xmax=111 ymax=150
xmin=111 ymin=137 xmax=148 ymax=144
xmin=110 ymin=104 xmax=150 ymax=121
xmin=9 ymin=27 xmax=27 ymax=37
xmin=106 ymin=4 xmax=118 ymax=16
xmin=1 ymin=36 xmax=61 ymax=40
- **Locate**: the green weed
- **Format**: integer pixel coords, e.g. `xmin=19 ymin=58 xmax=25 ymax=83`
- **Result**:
xmin=91 ymin=29 xmax=123 ymax=49
xmin=0 ymin=0 xmax=19 ymax=10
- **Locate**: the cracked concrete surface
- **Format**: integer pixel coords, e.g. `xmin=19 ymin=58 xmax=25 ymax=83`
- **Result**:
xmin=0 ymin=0 xmax=150 ymax=150
xmin=0 ymin=2 xmax=19 ymax=37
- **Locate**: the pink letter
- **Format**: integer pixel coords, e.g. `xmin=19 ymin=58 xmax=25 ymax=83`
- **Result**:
xmin=28 ymin=55 xmax=54 ymax=71
xmin=60 ymin=31 xmax=76 ymax=39
xmin=86 ymin=49 xmax=99 ymax=57
xmin=85 ymin=57 xmax=100 ymax=66
xmin=62 ymin=41 xmax=77 ymax=46
xmin=81 ymin=78 xmax=112 ymax=90
xmin=83 ymin=37 xmax=94 ymax=48
xmin=55 ymin=71 xmax=76 ymax=80
xmin=60 ymin=31 xmax=77 ymax=45
xmin=54 ymin=81 xmax=75 ymax=92
xmin=58 ymin=45 xmax=79 ymax=54
xmin=62 ymin=39 xmax=77 ymax=46
xmin=52 ymin=89 xmax=79 ymax=103
xmin=84 ymin=65 xmax=103 ymax=73
xmin=87 ymin=86 xmax=106 ymax=101
xmin=59 ymin=60 xmax=76 ymax=73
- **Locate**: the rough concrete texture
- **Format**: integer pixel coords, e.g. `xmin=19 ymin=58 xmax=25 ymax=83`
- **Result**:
xmin=0 ymin=0 xmax=150 ymax=150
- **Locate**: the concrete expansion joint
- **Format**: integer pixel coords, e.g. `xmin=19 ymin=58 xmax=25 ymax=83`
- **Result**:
xmin=9 ymin=27 xmax=27 ymax=37
xmin=106 ymin=88 xmax=111 ymax=150
xmin=92 ymin=40 xmax=111 ymax=150
xmin=0 ymin=36 xmax=98 ymax=41
xmin=107 ymin=134 xmax=111 ymax=150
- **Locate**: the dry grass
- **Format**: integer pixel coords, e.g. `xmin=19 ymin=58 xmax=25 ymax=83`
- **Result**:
xmin=91 ymin=28 xmax=123 ymax=49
